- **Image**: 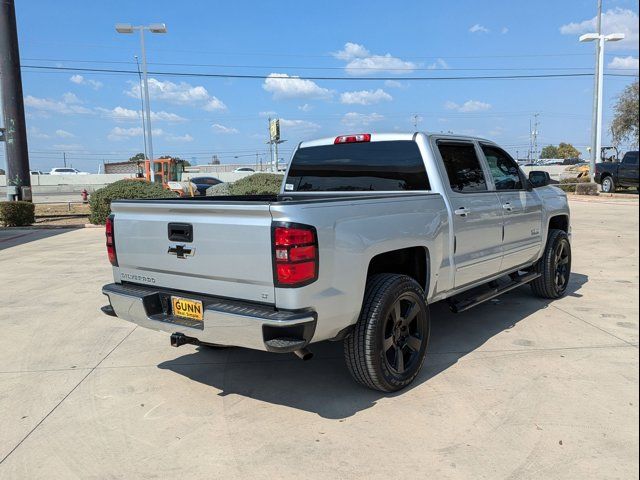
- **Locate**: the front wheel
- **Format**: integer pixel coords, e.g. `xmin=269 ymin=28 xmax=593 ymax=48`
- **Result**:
xmin=601 ymin=176 xmax=615 ymax=193
xmin=344 ymin=274 xmax=430 ymax=392
xmin=530 ymin=229 xmax=572 ymax=299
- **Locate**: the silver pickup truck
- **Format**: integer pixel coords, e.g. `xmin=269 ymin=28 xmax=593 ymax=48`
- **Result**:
xmin=102 ymin=132 xmax=571 ymax=392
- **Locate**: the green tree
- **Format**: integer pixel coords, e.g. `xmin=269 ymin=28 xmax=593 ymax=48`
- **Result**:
xmin=540 ymin=145 xmax=559 ymax=159
xmin=557 ymin=143 xmax=581 ymax=159
xmin=128 ymin=152 xmax=146 ymax=162
xmin=611 ymin=80 xmax=639 ymax=147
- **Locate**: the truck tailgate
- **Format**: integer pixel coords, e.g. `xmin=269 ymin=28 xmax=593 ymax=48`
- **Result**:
xmin=111 ymin=200 xmax=275 ymax=304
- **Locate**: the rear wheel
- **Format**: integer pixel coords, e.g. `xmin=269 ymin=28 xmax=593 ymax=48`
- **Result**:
xmin=601 ymin=176 xmax=615 ymax=193
xmin=530 ymin=229 xmax=571 ymax=299
xmin=344 ymin=274 xmax=430 ymax=392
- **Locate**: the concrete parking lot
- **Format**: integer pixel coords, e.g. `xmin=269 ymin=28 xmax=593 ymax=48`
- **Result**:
xmin=0 ymin=198 xmax=638 ymax=479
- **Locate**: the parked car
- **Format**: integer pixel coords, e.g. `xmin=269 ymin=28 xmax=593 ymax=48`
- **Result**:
xmin=233 ymin=167 xmax=255 ymax=173
xmin=49 ymin=167 xmax=90 ymax=175
xmin=595 ymin=151 xmax=639 ymax=193
xmin=102 ymin=132 xmax=571 ymax=392
xmin=30 ymin=170 xmax=45 ymax=175
xmin=189 ymin=176 xmax=223 ymax=195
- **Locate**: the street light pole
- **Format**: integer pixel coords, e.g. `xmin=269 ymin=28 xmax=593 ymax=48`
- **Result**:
xmin=588 ymin=0 xmax=603 ymax=182
xmin=138 ymin=29 xmax=154 ymax=177
xmin=115 ymin=23 xmax=167 ymax=183
xmin=594 ymin=35 xmax=606 ymax=176
xmin=580 ymin=31 xmax=625 ymax=181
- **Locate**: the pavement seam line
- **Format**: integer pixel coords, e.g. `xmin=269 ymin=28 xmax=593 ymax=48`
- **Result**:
xmin=0 ymin=326 xmax=137 ymax=466
xmin=551 ymin=304 xmax=639 ymax=348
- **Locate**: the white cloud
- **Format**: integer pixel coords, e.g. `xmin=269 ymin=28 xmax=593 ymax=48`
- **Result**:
xmin=55 ymin=129 xmax=74 ymax=138
xmin=204 ymin=98 xmax=227 ymax=111
xmin=259 ymin=110 xmax=277 ymax=117
xmin=384 ymin=80 xmax=402 ymax=88
xmin=262 ymin=73 xmax=332 ymax=100
xmin=445 ymin=100 xmax=492 ymax=112
xmin=427 ymin=58 xmax=450 ymax=70
xmin=340 ymin=88 xmax=392 ymax=105
xmin=608 ymin=56 xmax=639 ymax=70
xmin=24 ymin=94 xmax=91 ymax=115
xmin=98 ymin=106 xmax=186 ymax=123
xmin=108 ymin=126 xmax=163 ymax=141
xmin=560 ymin=8 xmax=639 ymax=51
xmin=341 ymin=112 xmax=384 ymax=128
xmin=28 ymin=127 xmax=50 ymax=139
xmin=279 ymin=118 xmax=321 ymax=131
xmin=165 ymin=133 xmax=194 ymax=143
xmin=298 ymin=103 xmax=313 ymax=112
xmin=69 ymin=74 xmax=103 ymax=89
xmin=332 ymin=42 xmax=371 ymax=61
xmin=125 ymin=78 xmax=227 ymax=110
xmin=332 ymin=42 xmax=416 ymax=75
xmin=501 ymin=27 xmax=509 ymax=34
xmin=51 ymin=143 xmax=84 ymax=151
xmin=211 ymin=123 xmax=239 ymax=134
xmin=469 ymin=24 xmax=490 ymax=34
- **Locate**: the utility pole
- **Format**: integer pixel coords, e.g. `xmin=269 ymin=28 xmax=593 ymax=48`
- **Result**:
xmin=412 ymin=114 xmax=420 ymax=130
xmin=0 ymin=0 xmax=31 ymax=201
xmin=589 ymin=0 xmax=603 ymax=181
xmin=532 ymin=113 xmax=539 ymax=162
xmin=134 ymin=55 xmax=148 ymax=161
xmin=63 ymin=152 xmax=67 ymax=168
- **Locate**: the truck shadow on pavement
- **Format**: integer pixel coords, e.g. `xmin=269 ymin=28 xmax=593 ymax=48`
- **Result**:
xmin=158 ymin=272 xmax=588 ymax=419
xmin=0 ymin=227 xmax=80 ymax=251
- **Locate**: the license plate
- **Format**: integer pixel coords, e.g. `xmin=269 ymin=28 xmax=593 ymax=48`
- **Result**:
xmin=171 ymin=296 xmax=203 ymax=321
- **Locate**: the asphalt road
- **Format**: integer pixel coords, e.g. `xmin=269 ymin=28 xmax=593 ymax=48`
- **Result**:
xmin=0 ymin=198 xmax=638 ymax=479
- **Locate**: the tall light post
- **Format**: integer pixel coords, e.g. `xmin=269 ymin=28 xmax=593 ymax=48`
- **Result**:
xmin=115 ymin=23 xmax=167 ymax=182
xmin=580 ymin=31 xmax=625 ymax=181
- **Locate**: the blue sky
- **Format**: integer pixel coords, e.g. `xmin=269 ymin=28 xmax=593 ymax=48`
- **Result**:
xmin=3 ymin=0 xmax=639 ymax=172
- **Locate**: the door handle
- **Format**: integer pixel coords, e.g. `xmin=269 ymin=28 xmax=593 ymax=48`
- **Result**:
xmin=454 ymin=207 xmax=470 ymax=217
xmin=502 ymin=203 xmax=513 ymax=212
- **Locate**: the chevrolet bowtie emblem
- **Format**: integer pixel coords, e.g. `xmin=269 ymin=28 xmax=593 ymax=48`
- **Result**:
xmin=168 ymin=244 xmax=195 ymax=259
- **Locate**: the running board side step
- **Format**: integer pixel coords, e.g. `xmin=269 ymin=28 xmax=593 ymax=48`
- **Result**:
xmin=448 ymin=272 xmax=541 ymax=313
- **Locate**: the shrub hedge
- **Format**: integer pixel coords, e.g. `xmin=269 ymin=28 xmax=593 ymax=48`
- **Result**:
xmin=228 ymin=173 xmax=284 ymax=195
xmin=206 ymin=182 xmax=232 ymax=196
xmin=0 ymin=201 xmax=35 ymax=227
xmin=559 ymin=176 xmax=591 ymax=193
xmin=89 ymin=180 xmax=178 ymax=225
xmin=575 ymin=181 xmax=599 ymax=196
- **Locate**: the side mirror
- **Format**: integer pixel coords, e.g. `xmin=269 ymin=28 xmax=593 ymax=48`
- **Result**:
xmin=529 ymin=170 xmax=551 ymax=188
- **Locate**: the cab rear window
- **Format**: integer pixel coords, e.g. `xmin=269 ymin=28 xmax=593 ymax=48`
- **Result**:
xmin=285 ymin=141 xmax=430 ymax=192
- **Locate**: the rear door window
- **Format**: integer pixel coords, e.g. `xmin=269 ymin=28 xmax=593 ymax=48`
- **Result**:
xmin=286 ymin=141 xmax=430 ymax=192
xmin=437 ymin=142 xmax=488 ymax=193
xmin=623 ymin=152 xmax=639 ymax=165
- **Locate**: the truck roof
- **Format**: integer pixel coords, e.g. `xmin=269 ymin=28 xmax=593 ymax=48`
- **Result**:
xmin=298 ymin=132 xmax=493 ymax=149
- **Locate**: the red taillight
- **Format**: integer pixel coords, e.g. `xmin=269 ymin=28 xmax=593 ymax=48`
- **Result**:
xmin=105 ymin=214 xmax=118 ymax=266
xmin=334 ymin=133 xmax=371 ymax=144
xmin=275 ymin=227 xmax=315 ymax=246
xmin=273 ymin=224 xmax=318 ymax=287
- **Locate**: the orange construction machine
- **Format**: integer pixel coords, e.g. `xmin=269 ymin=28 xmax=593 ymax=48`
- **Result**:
xmin=135 ymin=158 xmax=195 ymax=196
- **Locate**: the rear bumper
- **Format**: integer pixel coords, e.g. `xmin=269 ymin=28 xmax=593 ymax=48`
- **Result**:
xmin=102 ymin=283 xmax=316 ymax=352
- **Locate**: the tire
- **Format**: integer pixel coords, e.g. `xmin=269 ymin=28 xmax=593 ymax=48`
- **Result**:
xmin=601 ymin=175 xmax=615 ymax=193
xmin=344 ymin=274 xmax=430 ymax=392
xmin=530 ymin=229 xmax=572 ymax=299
